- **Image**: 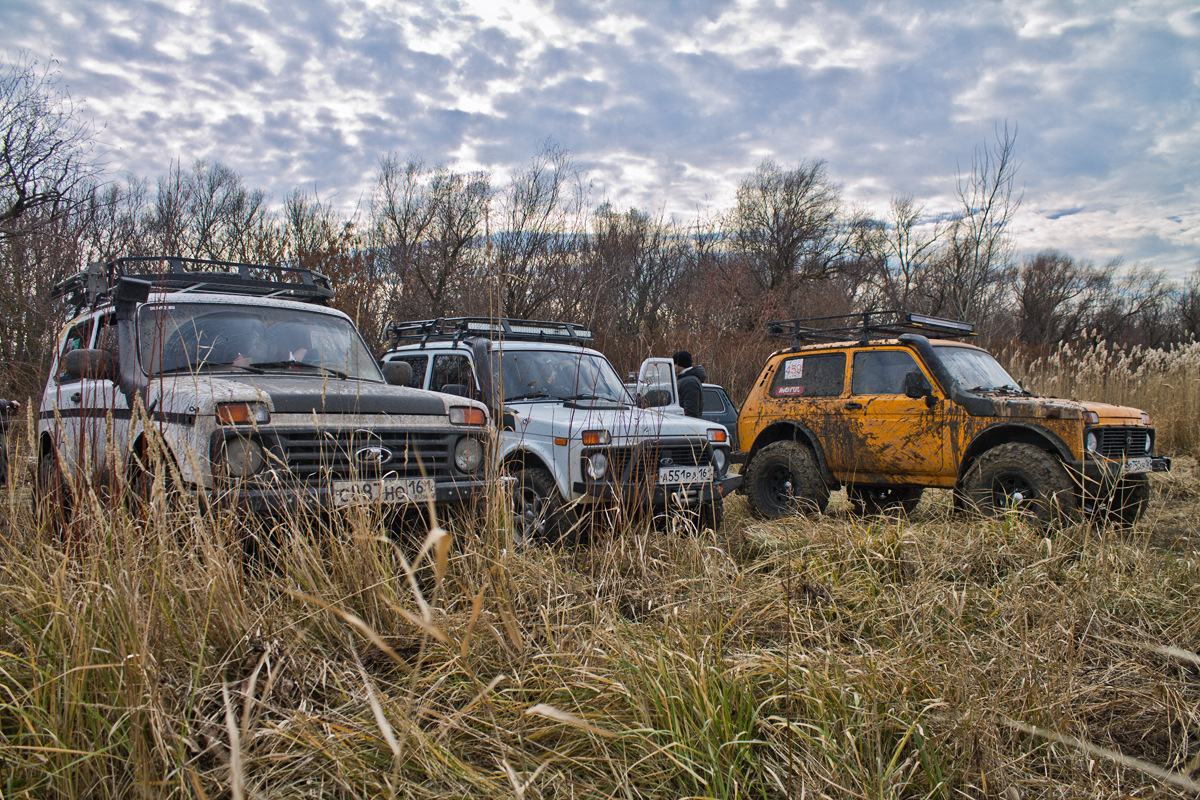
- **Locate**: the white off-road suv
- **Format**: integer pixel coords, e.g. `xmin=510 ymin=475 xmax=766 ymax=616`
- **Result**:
xmin=380 ymin=318 xmax=741 ymax=543
xmin=37 ymin=257 xmax=490 ymax=521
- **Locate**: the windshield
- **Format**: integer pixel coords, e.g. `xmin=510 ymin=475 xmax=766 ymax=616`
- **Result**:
xmin=934 ymin=345 xmax=1023 ymax=393
xmin=138 ymin=302 xmax=383 ymax=382
xmin=492 ymin=348 xmax=631 ymax=404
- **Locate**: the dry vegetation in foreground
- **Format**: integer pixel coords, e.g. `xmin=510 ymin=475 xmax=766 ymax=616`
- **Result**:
xmin=0 ymin=448 xmax=1197 ymax=800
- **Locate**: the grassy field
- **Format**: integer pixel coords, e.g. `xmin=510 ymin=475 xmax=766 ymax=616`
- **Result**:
xmin=0 ymin=454 xmax=1197 ymax=799
xmin=3 ymin=341 xmax=1199 ymax=799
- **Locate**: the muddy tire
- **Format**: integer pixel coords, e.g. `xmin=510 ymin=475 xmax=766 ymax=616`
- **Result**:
xmin=961 ymin=442 xmax=1078 ymax=523
xmin=743 ymin=441 xmax=828 ymax=519
xmin=34 ymin=448 xmax=73 ymax=540
xmin=847 ymin=485 xmax=924 ymax=516
xmin=510 ymin=466 xmax=580 ymax=545
xmin=1110 ymin=474 xmax=1150 ymax=525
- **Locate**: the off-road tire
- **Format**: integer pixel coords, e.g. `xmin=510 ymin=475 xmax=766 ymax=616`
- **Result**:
xmin=34 ymin=447 xmax=73 ymax=540
xmin=961 ymin=442 xmax=1078 ymax=524
xmin=847 ymin=485 xmax=924 ymax=516
xmin=509 ymin=466 xmax=580 ymax=545
xmin=1110 ymin=474 xmax=1150 ymax=525
xmin=743 ymin=441 xmax=829 ymax=519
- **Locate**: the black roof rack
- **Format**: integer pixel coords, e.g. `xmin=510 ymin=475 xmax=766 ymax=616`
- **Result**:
xmin=767 ymin=310 xmax=975 ymax=347
xmin=52 ymin=256 xmax=334 ymax=313
xmin=388 ymin=317 xmax=595 ymax=348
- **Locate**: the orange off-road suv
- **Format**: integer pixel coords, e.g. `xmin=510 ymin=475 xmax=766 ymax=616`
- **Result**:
xmin=737 ymin=312 xmax=1170 ymax=523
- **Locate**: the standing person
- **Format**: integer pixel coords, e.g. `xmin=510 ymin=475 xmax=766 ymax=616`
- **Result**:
xmin=673 ymin=350 xmax=707 ymax=418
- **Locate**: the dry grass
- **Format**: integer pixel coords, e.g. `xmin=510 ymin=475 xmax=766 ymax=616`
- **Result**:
xmin=1008 ymin=339 xmax=1200 ymax=457
xmin=0 ymin=437 xmax=1197 ymax=800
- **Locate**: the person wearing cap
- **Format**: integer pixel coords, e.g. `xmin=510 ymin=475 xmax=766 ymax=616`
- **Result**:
xmin=673 ymin=350 xmax=707 ymax=418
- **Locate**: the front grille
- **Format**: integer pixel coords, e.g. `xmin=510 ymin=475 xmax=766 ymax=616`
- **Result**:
xmin=1091 ymin=426 xmax=1153 ymax=458
xmin=604 ymin=438 xmax=709 ymax=484
xmin=271 ymin=428 xmax=454 ymax=480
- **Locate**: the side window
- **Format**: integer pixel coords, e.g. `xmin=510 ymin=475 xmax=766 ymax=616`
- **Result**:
xmin=431 ymin=354 xmax=477 ymax=397
xmin=392 ymin=355 xmax=429 ymax=389
xmin=702 ymin=387 xmax=726 ymax=413
xmin=56 ymin=319 xmax=95 ymax=384
xmin=770 ymin=353 xmax=845 ymax=398
xmin=96 ymin=315 xmax=119 ymax=360
xmin=852 ymin=350 xmax=920 ymax=396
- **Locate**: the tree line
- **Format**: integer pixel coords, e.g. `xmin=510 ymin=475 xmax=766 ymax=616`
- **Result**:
xmin=4 ymin=55 xmax=1199 ymax=402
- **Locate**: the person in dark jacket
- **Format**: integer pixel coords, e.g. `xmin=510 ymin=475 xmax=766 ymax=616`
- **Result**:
xmin=673 ymin=350 xmax=707 ymax=418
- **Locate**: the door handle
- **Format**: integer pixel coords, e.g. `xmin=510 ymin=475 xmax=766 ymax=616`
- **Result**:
xmin=71 ymin=391 xmax=82 ymax=404
xmin=845 ymin=401 xmax=862 ymax=410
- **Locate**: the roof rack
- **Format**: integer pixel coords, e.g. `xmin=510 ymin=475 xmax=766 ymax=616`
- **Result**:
xmin=767 ymin=310 xmax=975 ymax=347
xmin=388 ymin=317 xmax=595 ymax=348
xmin=52 ymin=256 xmax=334 ymax=313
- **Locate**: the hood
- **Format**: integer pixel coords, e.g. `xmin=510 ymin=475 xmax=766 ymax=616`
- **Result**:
xmin=154 ymin=373 xmax=450 ymax=416
xmin=506 ymin=398 xmax=715 ymax=440
xmin=1079 ymin=400 xmax=1148 ymax=426
xmin=679 ymin=365 xmax=707 ymax=382
xmin=958 ymin=393 xmax=1147 ymax=426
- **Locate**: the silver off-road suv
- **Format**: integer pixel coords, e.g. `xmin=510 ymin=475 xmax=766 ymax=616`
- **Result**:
xmin=381 ymin=318 xmax=741 ymax=543
xmin=36 ymin=257 xmax=491 ymax=520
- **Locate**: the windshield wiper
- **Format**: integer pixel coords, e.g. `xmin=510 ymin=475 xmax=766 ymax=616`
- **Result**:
xmin=506 ymin=390 xmax=553 ymax=401
xmin=563 ymin=392 xmax=622 ymax=403
xmin=250 ymin=360 xmax=349 ymax=379
xmin=158 ymin=362 xmax=261 ymax=375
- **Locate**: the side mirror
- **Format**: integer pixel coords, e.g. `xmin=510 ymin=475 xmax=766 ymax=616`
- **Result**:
xmin=63 ymin=349 xmax=117 ymax=382
xmin=382 ymin=361 xmax=413 ymax=387
xmin=904 ymin=369 xmax=932 ymax=400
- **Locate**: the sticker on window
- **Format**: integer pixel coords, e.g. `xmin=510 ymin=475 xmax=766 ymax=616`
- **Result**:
xmin=784 ymin=359 xmax=804 ymax=380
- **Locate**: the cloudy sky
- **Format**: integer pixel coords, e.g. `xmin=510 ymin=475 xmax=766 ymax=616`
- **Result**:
xmin=3 ymin=0 xmax=1198 ymax=275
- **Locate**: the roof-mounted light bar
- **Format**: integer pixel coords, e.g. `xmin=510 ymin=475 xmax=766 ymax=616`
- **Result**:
xmin=389 ymin=317 xmax=595 ymax=347
xmin=767 ymin=310 xmax=975 ymax=346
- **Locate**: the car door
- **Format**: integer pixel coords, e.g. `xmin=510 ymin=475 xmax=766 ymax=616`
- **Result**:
xmin=701 ymin=385 xmax=739 ymax=450
xmin=42 ymin=317 xmax=95 ymax=472
xmin=85 ymin=314 xmax=130 ymax=479
xmin=635 ymin=358 xmax=682 ymax=415
xmin=837 ymin=348 xmax=944 ymax=482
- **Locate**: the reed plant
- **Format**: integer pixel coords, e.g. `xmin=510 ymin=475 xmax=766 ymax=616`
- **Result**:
xmin=1008 ymin=338 xmax=1200 ymax=457
xmin=0 ymin=434 xmax=1198 ymax=798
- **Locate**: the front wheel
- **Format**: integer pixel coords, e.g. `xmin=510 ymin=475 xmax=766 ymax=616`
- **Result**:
xmin=743 ymin=441 xmax=829 ymax=520
xmin=1110 ymin=474 xmax=1150 ymax=525
xmin=34 ymin=448 xmax=73 ymax=541
xmin=509 ymin=466 xmax=580 ymax=545
xmin=961 ymin=443 xmax=1078 ymax=524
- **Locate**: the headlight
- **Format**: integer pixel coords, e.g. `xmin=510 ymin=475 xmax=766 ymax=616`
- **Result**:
xmin=216 ymin=402 xmax=270 ymax=425
xmin=222 ymin=438 xmax=265 ymax=478
xmin=586 ymin=452 xmax=608 ymax=480
xmin=1085 ymin=431 xmax=1098 ymax=453
xmin=712 ymin=448 xmax=728 ymax=473
xmin=454 ymin=436 xmax=484 ymax=473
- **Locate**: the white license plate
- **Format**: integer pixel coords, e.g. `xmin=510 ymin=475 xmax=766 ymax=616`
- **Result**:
xmin=331 ymin=477 xmax=435 ymax=506
xmin=1124 ymin=457 xmax=1153 ymax=474
xmin=657 ymin=465 xmax=713 ymax=485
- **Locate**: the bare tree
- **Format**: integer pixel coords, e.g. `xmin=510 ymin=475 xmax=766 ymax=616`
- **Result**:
xmin=491 ymin=141 xmax=586 ymax=319
xmin=731 ymin=158 xmax=843 ymax=293
xmin=0 ymin=54 xmax=101 ymax=239
xmin=934 ymin=124 xmax=1022 ymax=325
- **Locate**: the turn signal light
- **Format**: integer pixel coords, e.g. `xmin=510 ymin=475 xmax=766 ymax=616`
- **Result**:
xmin=581 ymin=429 xmax=611 ymax=446
xmin=216 ymin=402 xmax=269 ymax=425
xmin=450 ymin=406 xmax=488 ymax=426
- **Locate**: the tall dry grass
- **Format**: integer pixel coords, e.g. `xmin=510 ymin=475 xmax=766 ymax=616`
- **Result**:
xmin=1 ymin=425 xmax=1198 ymax=798
xmin=1008 ymin=338 xmax=1200 ymax=457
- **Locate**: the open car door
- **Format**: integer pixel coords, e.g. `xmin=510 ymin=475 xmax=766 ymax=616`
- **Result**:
xmin=635 ymin=357 xmax=683 ymax=415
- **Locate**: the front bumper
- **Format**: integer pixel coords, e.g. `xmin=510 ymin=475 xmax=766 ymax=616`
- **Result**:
xmin=213 ymin=475 xmax=489 ymax=513
xmin=1077 ymin=454 xmax=1171 ymax=483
